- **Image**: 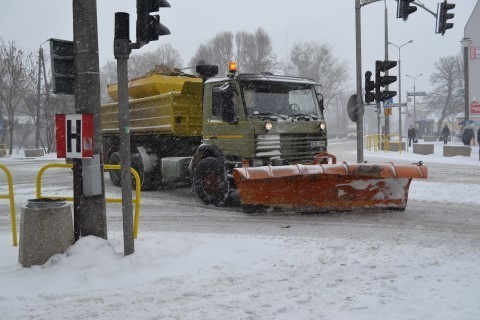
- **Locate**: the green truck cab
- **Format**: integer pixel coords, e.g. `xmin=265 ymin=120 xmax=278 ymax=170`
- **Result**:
xmin=101 ymin=65 xmax=327 ymax=206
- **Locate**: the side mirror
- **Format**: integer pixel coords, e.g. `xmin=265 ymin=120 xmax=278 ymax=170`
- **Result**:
xmin=316 ymin=93 xmax=324 ymax=111
xmin=213 ymin=83 xmax=238 ymax=124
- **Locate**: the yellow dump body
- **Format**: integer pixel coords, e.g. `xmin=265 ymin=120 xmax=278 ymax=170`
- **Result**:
xmin=101 ymin=75 xmax=203 ymax=137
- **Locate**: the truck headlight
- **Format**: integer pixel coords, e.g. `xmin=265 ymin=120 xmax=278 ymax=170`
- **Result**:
xmin=265 ymin=122 xmax=273 ymax=131
xmin=319 ymin=122 xmax=326 ymax=130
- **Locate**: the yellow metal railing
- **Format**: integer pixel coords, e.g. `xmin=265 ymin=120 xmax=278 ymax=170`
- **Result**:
xmin=365 ymin=134 xmax=407 ymax=154
xmin=366 ymin=134 xmax=389 ymax=153
xmin=36 ymin=163 xmax=142 ymax=239
xmin=0 ymin=164 xmax=17 ymax=246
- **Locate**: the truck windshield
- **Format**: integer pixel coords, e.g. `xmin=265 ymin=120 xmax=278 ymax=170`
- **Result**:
xmin=240 ymin=81 xmax=322 ymax=120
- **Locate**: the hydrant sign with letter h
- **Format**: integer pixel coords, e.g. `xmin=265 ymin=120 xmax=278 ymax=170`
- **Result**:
xmin=55 ymin=114 xmax=94 ymax=158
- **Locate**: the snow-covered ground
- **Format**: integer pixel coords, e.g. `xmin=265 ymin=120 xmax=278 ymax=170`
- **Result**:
xmin=0 ymin=141 xmax=479 ymax=319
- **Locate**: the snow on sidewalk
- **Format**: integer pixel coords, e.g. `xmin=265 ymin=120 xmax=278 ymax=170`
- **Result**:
xmin=1 ymin=232 xmax=479 ymax=320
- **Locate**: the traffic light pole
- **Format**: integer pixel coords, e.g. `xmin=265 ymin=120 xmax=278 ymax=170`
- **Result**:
xmin=355 ymin=0 xmax=364 ymax=163
xmin=384 ymin=1 xmax=390 ymax=136
xmin=114 ymin=12 xmax=134 ymax=256
xmin=398 ymin=54 xmax=402 ymax=139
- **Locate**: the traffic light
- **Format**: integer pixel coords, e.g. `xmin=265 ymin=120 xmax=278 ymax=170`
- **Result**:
xmin=396 ymin=0 xmax=417 ymax=21
xmin=49 ymin=38 xmax=75 ymax=95
xmin=436 ymin=1 xmax=455 ymax=36
xmin=364 ymin=71 xmax=375 ymax=104
xmin=375 ymin=60 xmax=397 ymax=103
xmin=136 ymin=0 xmax=171 ymax=45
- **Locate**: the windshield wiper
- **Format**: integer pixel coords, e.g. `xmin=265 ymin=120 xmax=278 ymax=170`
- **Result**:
xmin=289 ymin=113 xmax=318 ymax=120
xmin=250 ymin=112 xmax=287 ymax=120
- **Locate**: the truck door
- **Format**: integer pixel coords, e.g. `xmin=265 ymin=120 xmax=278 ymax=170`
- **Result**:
xmin=203 ymin=81 xmax=253 ymax=159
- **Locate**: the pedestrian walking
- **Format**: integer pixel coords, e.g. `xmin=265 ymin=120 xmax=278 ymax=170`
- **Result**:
xmin=462 ymin=123 xmax=474 ymax=146
xmin=441 ymin=124 xmax=450 ymax=145
xmin=407 ymin=125 xmax=416 ymax=147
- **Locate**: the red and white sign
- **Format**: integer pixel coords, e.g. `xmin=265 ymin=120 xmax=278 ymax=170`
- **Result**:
xmin=471 ymin=102 xmax=480 ymax=115
xmin=55 ymin=114 xmax=94 ymax=158
xmin=471 ymin=47 xmax=480 ymax=59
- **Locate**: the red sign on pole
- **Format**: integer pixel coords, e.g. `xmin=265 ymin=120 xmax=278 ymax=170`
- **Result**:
xmin=55 ymin=114 xmax=94 ymax=158
xmin=471 ymin=102 xmax=480 ymax=115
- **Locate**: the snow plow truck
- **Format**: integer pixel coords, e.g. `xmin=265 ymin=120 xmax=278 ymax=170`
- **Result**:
xmin=100 ymin=63 xmax=427 ymax=212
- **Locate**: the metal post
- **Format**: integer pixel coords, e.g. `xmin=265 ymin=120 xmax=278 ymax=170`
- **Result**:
xmin=406 ymin=74 xmax=422 ymax=129
xmin=35 ymin=48 xmax=42 ymax=149
xmin=355 ymin=0 xmax=364 ymax=163
xmin=72 ymin=0 xmax=107 ymax=240
xmin=336 ymin=96 xmax=339 ymax=139
xmin=413 ymin=80 xmax=416 ymax=125
xmin=114 ymin=12 xmax=134 ymax=256
xmin=384 ymin=1 xmax=390 ymax=136
xmin=377 ymin=103 xmax=381 ymax=134
xmin=462 ymin=38 xmax=471 ymax=120
xmin=398 ymin=52 xmax=402 ymax=140
xmin=389 ymin=40 xmax=413 ymax=140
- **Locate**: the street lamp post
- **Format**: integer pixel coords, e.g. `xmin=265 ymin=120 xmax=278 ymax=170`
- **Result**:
xmin=388 ymin=40 xmax=413 ymax=140
xmin=406 ymin=73 xmax=423 ymax=127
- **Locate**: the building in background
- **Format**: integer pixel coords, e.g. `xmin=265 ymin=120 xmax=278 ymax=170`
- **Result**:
xmin=464 ymin=0 xmax=480 ymax=121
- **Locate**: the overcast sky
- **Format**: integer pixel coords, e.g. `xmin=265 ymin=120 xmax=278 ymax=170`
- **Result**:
xmin=0 ymin=0 xmax=477 ymax=100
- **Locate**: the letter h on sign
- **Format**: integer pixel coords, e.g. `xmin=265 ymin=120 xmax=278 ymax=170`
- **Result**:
xmin=55 ymin=114 xmax=94 ymax=158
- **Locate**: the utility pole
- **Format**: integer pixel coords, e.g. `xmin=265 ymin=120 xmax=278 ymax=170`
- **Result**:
xmin=384 ymin=0 xmax=390 ymax=136
xmin=355 ymin=0 xmax=364 ymax=163
xmin=72 ymin=0 xmax=107 ymax=240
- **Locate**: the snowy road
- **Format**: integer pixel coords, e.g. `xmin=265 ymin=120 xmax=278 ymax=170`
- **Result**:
xmin=1 ymin=141 xmax=480 ymax=319
xmin=1 ymin=140 xmax=480 ymax=243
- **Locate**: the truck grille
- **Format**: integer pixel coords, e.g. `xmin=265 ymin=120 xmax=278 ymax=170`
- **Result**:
xmin=255 ymin=133 xmax=326 ymax=163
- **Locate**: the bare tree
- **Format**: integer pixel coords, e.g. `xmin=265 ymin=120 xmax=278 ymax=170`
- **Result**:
xmin=189 ymin=31 xmax=234 ymax=76
xmin=129 ymin=43 xmax=184 ymax=78
xmin=289 ymin=42 xmax=349 ymax=112
xmin=0 ymin=40 xmax=35 ymax=154
xmin=189 ymin=28 xmax=276 ymax=76
xmin=100 ymin=60 xmax=117 ymax=103
xmin=235 ymin=28 xmax=275 ymax=73
xmin=425 ymin=55 xmax=463 ymax=136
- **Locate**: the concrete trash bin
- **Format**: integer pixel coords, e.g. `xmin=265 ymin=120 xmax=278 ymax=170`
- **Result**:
xmin=19 ymin=199 xmax=74 ymax=267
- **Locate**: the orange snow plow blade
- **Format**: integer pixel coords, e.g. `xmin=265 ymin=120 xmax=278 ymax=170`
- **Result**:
xmin=233 ymin=153 xmax=427 ymax=212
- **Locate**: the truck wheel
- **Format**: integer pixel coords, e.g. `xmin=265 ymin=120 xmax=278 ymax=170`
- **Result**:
xmin=131 ymin=153 xmax=156 ymax=191
xmin=194 ymin=157 xmax=229 ymax=207
xmin=108 ymin=152 xmax=122 ymax=187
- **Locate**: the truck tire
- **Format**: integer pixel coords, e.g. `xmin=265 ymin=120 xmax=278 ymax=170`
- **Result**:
xmin=193 ymin=157 xmax=229 ymax=207
xmin=108 ymin=152 xmax=122 ymax=187
xmin=131 ymin=153 xmax=156 ymax=191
